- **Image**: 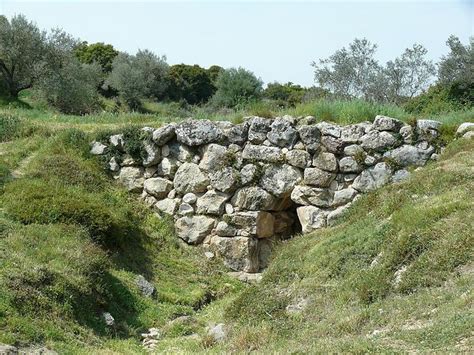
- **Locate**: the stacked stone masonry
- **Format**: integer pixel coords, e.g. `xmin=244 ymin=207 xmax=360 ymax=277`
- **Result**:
xmin=91 ymin=115 xmax=450 ymax=273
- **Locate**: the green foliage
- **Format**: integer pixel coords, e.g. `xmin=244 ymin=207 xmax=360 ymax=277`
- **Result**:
xmin=264 ymin=82 xmax=307 ymax=107
xmin=107 ymin=50 xmax=169 ymax=110
xmin=167 ymin=64 xmax=216 ymax=104
xmin=0 ymin=112 xmax=22 ymax=141
xmin=75 ymin=41 xmax=119 ymax=73
xmin=211 ymin=67 xmax=263 ymax=108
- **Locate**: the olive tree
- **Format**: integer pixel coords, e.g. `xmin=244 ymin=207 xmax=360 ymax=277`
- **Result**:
xmin=0 ymin=15 xmax=48 ymax=98
xmin=107 ymin=50 xmax=169 ymax=109
xmin=211 ymin=67 xmax=263 ymax=108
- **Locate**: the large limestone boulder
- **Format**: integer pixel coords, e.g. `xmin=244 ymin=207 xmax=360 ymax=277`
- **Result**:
xmin=199 ymin=144 xmax=228 ymax=171
xmin=352 ymin=162 xmax=392 ymax=192
xmin=142 ymin=141 xmax=161 ymax=167
xmin=286 ymin=149 xmax=311 ymax=168
xmin=118 ymin=167 xmax=145 ymax=192
xmin=341 ymin=124 xmax=366 ymax=143
xmin=209 ymin=167 xmax=239 ymax=193
xmin=196 ymin=191 xmax=230 ymax=215
xmin=152 ymin=124 xmax=176 ymax=145
xmin=399 ymin=125 xmax=415 ymax=144
xmin=373 ymin=115 xmax=403 ymax=132
xmin=143 ymin=177 xmax=173 ymax=199
xmin=157 ymin=157 xmax=178 ymax=178
xmin=248 ymin=117 xmax=272 ymax=144
xmin=291 ymin=186 xmax=333 ymax=207
xmin=321 ymin=135 xmax=344 ymax=154
xmin=360 ymin=130 xmax=399 ymax=152
xmin=332 ymin=187 xmax=358 ymax=206
xmin=210 ymin=236 xmax=259 ymax=272
xmin=175 ymin=120 xmax=222 ymax=146
xmin=175 ymin=215 xmax=215 ymax=244
xmin=167 ymin=142 xmax=194 ymax=162
xmin=312 ymin=152 xmax=338 ymax=172
xmin=298 ymin=125 xmax=321 ymax=153
xmin=224 ymin=211 xmax=275 ymax=238
xmin=383 ymin=144 xmax=435 ymax=167
xmin=173 ymin=163 xmax=209 ymax=194
xmin=416 ymin=119 xmax=441 ymax=142
xmin=304 ymin=167 xmax=335 ymax=187
xmin=260 ymin=164 xmax=302 ymax=197
xmin=242 ymin=144 xmax=283 ymax=163
xmin=266 ymin=117 xmax=298 ymax=147
xmin=338 ymin=156 xmax=362 ymax=173
xmin=296 ymin=206 xmax=328 ymax=233
xmin=155 ymin=198 xmax=179 ymax=215
xmin=110 ymin=134 xmax=124 ymax=151
xmin=315 ymin=122 xmax=341 ymax=137
xmin=231 ymin=186 xmax=276 ymax=211
xmin=220 ymin=121 xmax=249 ymax=145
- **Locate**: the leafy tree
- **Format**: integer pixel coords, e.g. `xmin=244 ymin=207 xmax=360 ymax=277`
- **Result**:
xmin=312 ymin=38 xmax=380 ymax=100
xmin=38 ymin=30 xmax=101 ymax=114
xmin=383 ymin=44 xmax=435 ymax=102
xmin=75 ymin=41 xmax=118 ymax=73
xmin=107 ymin=50 xmax=169 ymax=109
xmin=211 ymin=67 xmax=263 ymax=108
xmin=437 ymin=35 xmax=473 ymax=105
xmin=0 ymin=15 xmax=48 ymax=98
xmin=167 ymin=64 xmax=214 ymax=104
xmin=207 ymin=65 xmax=224 ymax=84
xmin=264 ymin=82 xmax=307 ymax=106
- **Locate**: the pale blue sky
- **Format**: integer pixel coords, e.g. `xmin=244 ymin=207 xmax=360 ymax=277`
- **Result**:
xmin=1 ymin=0 xmax=472 ymax=86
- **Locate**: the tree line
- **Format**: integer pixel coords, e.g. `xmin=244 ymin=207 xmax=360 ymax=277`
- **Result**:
xmin=0 ymin=14 xmax=472 ymax=115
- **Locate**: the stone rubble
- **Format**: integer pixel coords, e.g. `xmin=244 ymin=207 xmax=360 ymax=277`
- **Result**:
xmin=92 ymin=116 xmax=466 ymax=273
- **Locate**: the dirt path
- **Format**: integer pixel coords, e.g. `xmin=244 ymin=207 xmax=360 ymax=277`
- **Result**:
xmin=11 ymin=152 xmax=36 ymax=178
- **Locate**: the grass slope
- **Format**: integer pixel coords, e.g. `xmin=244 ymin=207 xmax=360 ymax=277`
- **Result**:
xmin=213 ymin=138 xmax=474 ymax=352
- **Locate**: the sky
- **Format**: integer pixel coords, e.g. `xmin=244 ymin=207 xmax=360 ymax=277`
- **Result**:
xmin=1 ymin=0 xmax=472 ymax=86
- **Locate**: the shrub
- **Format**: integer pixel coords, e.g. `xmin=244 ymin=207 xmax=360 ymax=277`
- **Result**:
xmin=0 ymin=112 xmax=22 ymax=142
xmin=211 ymin=67 xmax=263 ymax=108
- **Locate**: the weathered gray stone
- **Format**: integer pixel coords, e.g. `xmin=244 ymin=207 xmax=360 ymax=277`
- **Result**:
xmin=156 ymin=157 xmax=178 ymax=178
xmin=207 ymin=323 xmax=227 ymax=343
xmin=142 ymin=142 xmax=161 ymax=167
xmin=333 ymin=187 xmax=358 ymax=206
xmin=286 ymin=149 xmax=311 ymax=168
xmin=152 ymin=124 xmax=176 ymax=145
xmin=173 ymin=163 xmax=209 ymax=194
xmin=248 ymin=117 xmax=272 ymax=144
xmin=360 ymin=130 xmax=399 ymax=152
xmin=108 ymin=157 xmax=120 ymax=172
xmin=312 ymin=152 xmax=338 ymax=172
xmin=222 ymin=122 xmax=249 ymax=145
xmin=110 ymin=134 xmax=124 ymax=151
xmin=143 ymin=177 xmax=173 ymax=199
xmin=304 ymin=167 xmax=335 ymax=187
xmin=231 ymin=186 xmax=276 ymax=211
xmin=242 ymin=144 xmax=283 ymax=163
xmin=240 ymin=164 xmax=258 ymax=185
xmin=399 ymin=125 xmax=414 ymax=144
xmin=210 ymin=236 xmax=259 ymax=272
xmin=383 ymin=144 xmax=435 ymax=167
xmin=338 ymin=156 xmax=362 ymax=173
xmin=209 ymin=167 xmax=239 ymax=193
xmin=341 ymin=124 xmax=366 ymax=143
xmin=416 ymin=119 xmax=441 ymax=142
xmin=155 ymin=198 xmax=179 ymax=215
xmin=327 ymin=204 xmax=352 ymax=226
xmin=168 ymin=142 xmax=193 ymax=162
xmin=90 ymin=141 xmax=107 ymax=155
xmin=118 ymin=167 xmax=145 ymax=192
xmin=291 ymin=186 xmax=333 ymax=207
xmin=136 ymin=275 xmax=155 ymax=297
xmin=456 ymin=122 xmax=474 ymax=136
xmin=352 ymin=162 xmax=392 ymax=192
xmin=315 ymin=122 xmax=341 ymax=137
xmin=199 ymin=144 xmax=228 ymax=171
xmin=298 ymin=125 xmax=321 ymax=153
xmin=0 ymin=343 xmax=18 ymax=355
xmin=296 ymin=206 xmax=328 ymax=233
xmin=463 ymin=131 xmax=474 ymax=139
xmin=102 ymin=312 xmax=115 ymax=327
xmin=196 ymin=190 xmax=230 ymax=215
xmin=267 ymin=117 xmax=298 ymax=147
xmin=175 ymin=215 xmax=215 ymax=244
xmin=175 ymin=120 xmax=222 ymax=146
xmin=343 ymin=144 xmax=365 ymax=156
xmin=225 ymin=211 xmax=275 ymax=238
xmin=178 ymin=203 xmax=194 ymax=216
xmin=182 ymin=192 xmax=197 ymax=204
xmin=373 ymin=115 xmax=403 ymax=131
xmin=260 ymin=164 xmax=302 ymax=197
xmin=321 ymin=135 xmax=344 ymax=154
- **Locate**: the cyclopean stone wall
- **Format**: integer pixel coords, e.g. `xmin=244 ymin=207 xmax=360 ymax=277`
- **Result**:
xmin=91 ymin=115 xmax=445 ymax=273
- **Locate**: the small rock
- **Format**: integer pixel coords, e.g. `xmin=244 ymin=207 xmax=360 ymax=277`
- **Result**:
xmin=102 ymin=312 xmax=115 ymax=326
xmin=207 ymin=323 xmax=226 ymax=343
xmin=136 ymin=275 xmax=155 ymax=297
xmin=183 ymin=192 xmax=197 ymax=204
xmin=90 ymin=141 xmax=107 ymax=155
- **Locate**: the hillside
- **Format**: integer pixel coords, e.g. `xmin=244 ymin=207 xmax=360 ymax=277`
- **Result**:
xmin=0 ymin=108 xmax=472 ymax=353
